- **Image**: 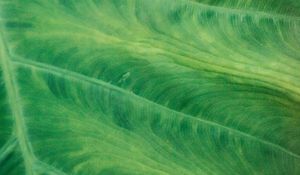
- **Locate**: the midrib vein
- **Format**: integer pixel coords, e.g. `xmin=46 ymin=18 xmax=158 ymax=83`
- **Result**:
xmin=0 ymin=33 xmax=35 ymax=175
xmin=12 ymin=57 xmax=300 ymax=159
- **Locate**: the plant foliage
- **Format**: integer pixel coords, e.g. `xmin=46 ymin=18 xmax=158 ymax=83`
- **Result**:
xmin=0 ymin=0 xmax=300 ymax=174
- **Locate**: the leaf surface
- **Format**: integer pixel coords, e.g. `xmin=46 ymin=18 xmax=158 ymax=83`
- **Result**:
xmin=0 ymin=0 xmax=300 ymax=174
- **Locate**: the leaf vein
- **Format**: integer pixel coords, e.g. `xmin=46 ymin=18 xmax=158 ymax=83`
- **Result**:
xmin=11 ymin=57 xmax=300 ymax=159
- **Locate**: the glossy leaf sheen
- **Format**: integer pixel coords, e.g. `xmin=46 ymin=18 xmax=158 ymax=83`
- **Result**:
xmin=0 ymin=0 xmax=300 ymax=174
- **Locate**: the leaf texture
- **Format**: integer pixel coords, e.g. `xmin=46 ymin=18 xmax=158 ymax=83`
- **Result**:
xmin=0 ymin=0 xmax=300 ymax=174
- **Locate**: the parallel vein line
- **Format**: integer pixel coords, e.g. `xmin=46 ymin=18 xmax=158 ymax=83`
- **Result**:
xmin=11 ymin=57 xmax=300 ymax=159
xmin=0 ymin=137 xmax=17 ymax=163
xmin=184 ymin=0 xmax=300 ymax=20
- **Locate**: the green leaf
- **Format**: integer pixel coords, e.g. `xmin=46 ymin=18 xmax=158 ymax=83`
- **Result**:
xmin=1 ymin=0 xmax=300 ymax=174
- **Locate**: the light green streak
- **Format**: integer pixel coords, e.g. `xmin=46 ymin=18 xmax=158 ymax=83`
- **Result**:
xmin=0 ymin=32 xmax=35 ymax=175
